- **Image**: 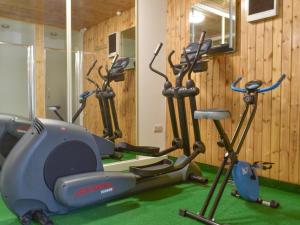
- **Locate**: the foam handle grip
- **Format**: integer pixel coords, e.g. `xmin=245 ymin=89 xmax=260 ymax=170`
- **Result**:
xmin=154 ymin=43 xmax=163 ymax=55
xmin=198 ymin=31 xmax=206 ymax=45
xmin=112 ymin=54 xmax=119 ymax=64
xmin=278 ymin=73 xmax=286 ymax=83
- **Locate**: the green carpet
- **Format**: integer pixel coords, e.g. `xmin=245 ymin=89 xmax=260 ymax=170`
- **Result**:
xmin=102 ymin=152 xmax=137 ymax=164
xmin=0 ymin=168 xmax=300 ymax=225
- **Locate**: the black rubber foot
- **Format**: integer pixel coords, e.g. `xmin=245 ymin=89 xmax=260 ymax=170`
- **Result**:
xmin=179 ymin=209 xmax=187 ymax=217
xmin=20 ymin=210 xmax=54 ymax=225
xmin=33 ymin=210 xmax=54 ymax=225
xmin=113 ymin=151 xmax=123 ymax=160
xmin=189 ymin=174 xmax=209 ymax=185
xmin=101 ymin=152 xmax=123 ymax=160
xmin=20 ymin=216 xmax=32 ymax=225
xmin=231 ymin=189 xmax=239 ymax=197
xmin=270 ymin=200 xmax=280 ymax=208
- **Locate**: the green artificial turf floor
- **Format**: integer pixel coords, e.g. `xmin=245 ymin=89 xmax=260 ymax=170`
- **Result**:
xmin=0 ymin=158 xmax=299 ymax=225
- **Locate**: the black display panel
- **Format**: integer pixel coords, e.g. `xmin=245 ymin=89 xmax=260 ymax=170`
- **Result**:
xmin=108 ymin=33 xmax=117 ymax=55
xmin=248 ymin=0 xmax=275 ymax=15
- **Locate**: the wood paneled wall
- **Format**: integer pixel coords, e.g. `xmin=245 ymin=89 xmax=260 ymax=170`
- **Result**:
xmin=166 ymin=0 xmax=300 ymax=184
xmin=83 ymin=7 xmax=136 ymax=144
xmin=34 ymin=24 xmax=46 ymax=118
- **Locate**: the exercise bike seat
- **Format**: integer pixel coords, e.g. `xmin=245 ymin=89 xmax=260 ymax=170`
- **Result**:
xmin=47 ymin=105 xmax=61 ymax=111
xmin=194 ymin=109 xmax=231 ymax=120
xmin=130 ymin=159 xmax=174 ymax=177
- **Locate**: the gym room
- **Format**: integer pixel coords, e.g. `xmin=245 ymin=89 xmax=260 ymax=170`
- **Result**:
xmin=0 ymin=0 xmax=299 ymax=224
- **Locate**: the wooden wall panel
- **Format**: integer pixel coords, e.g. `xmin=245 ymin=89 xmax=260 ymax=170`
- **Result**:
xmin=83 ymin=7 xmax=136 ymax=144
xmin=0 ymin=0 xmax=134 ymax=29
xmin=34 ymin=24 xmax=46 ymax=118
xmin=166 ymin=0 xmax=300 ymax=184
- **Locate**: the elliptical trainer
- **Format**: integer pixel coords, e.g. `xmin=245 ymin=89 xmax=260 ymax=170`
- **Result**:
xmin=0 ymin=32 xmax=210 ymax=225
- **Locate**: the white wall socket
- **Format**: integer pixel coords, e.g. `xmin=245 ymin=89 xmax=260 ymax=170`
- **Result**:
xmin=154 ymin=124 xmax=163 ymax=133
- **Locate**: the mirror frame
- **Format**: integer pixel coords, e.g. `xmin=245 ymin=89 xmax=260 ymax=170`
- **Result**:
xmin=190 ymin=0 xmax=236 ymax=54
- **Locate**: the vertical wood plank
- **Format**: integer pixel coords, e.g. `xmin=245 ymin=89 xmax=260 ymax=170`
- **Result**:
xmin=261 ymin=20 xmax=273 ymax=178
xmin=270 ymin=0 xmax=283 ymax=180
xmin=35 ymin=24 xmax=46 ymax=118
xmin=254 ymin=22 xmax=264 ymax=175
xmin=281 ymin=0 xmax=293 ymax=182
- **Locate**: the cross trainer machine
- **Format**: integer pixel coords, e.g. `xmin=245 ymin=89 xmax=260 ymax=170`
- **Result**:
xmin=0 ymin=32 xmax=210 ymax=225
xmin=116 ymin=32 xmax=212 ymax=160
xmin=179 ymin=74 xmax=286 ymax=225
xmin=0 ymin=59 xmax=128 ymax=169
xmin=86 ymin=56 xmax=130 ymax=142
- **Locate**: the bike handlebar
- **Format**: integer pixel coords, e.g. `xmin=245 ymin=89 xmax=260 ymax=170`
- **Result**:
xmin=231 ymin=74 xmax=286 ymax=93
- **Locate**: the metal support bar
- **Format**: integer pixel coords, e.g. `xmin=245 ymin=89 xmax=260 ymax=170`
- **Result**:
xmin=109 ymin=97 xmax=122 ymax=136
xmin=66 ymin=0 xmax=73 ymax=123
xmin=236 ymin=96 xmax=258 ymax=154
xmin=167 ymin=96 xmax=180 ymax=139
xmin=27 ymin=45 xmax=36 ymax=120
xmin=189 ymin=95 xmax=202 ymax=144
xmin=102 ymin=97 xmax=114 ymax=137
xmin=177 ymin=97 xmax=191 ymax=156
xmin=230 ymin=104 xmax=249 ymax=146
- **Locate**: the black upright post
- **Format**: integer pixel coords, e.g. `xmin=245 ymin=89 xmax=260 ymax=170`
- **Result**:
xmin=109 ymin=95 xmax=122 ymax=138
xmin=96 ymin=93 xmax=109 ymax=136
xmin=71 ymin=100 xmax=86 ymax=123
xmin=167 ymin=96 xmax=180 ymax=140
xmin=176 ymin=96 xmax=191 ymax=156
xmin=102 ymin=95 xmax=114 ymax=138
xmin=187 ymin=80 xmax=204 ymax=152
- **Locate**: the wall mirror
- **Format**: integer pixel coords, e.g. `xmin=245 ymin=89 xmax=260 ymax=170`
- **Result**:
xmin=121 ymin=27 xmax=136 ymax=69
xmin=190 ymin=0 xmax=236 ymax=53
xmin=0 ymin=0 xmax=136 ymax=144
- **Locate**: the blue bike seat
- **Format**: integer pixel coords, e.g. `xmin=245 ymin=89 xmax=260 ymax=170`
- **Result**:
xmin=245 ymin=80 xmax=263 ymax=92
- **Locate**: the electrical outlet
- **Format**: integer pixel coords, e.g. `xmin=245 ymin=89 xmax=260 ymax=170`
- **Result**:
xmin=154 ymin=124 xmax=163 ymax=133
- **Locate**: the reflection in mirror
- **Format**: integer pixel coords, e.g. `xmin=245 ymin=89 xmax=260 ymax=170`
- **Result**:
xmin=121 ymin=27 xmax=135 ymax=69
xmin=0 ymin=16 xmax=35 ymax=118
xmin=0 ymin=0 xmax=137 ymax=144
xmin=190 ymin=0 xmax=236 ymax=53
xmin=75 ymin=0 xmax=136 ymax=144
xmin=44 ymin=26 xmax=83 ymax=124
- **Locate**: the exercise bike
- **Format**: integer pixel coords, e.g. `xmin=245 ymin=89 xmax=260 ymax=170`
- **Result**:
xmin=0 ymin=32 xmax=209 ymax=225
xmin=179 ymin=74 xmax=286 ymax=225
